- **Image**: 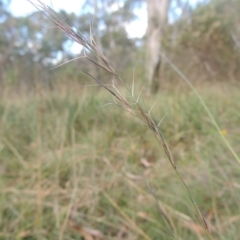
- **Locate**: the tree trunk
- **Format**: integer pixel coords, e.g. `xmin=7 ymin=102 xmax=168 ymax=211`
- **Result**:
xmin=93 ymin=0 xmax=103 ymax=80
xmin=146 ymin=0 xmax=171 ymax=94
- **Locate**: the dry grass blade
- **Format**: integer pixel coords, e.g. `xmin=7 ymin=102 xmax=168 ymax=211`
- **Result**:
xmin=103 ymin=192 xmax=152 ymax=240
xmin=29 ymin=1 xmax=214 ymax=239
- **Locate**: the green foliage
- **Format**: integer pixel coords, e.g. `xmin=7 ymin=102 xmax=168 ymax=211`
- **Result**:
xmin=0 ymin=0 xmax=142 ymax=88
xmin=164 ymin=0 xmax=240 ymax=80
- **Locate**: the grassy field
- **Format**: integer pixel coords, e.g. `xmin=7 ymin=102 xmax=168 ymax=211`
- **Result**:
xmin=0 ymin=82 xmax=240 ymax=240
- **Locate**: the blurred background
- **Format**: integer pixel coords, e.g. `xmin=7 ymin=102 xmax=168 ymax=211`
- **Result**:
xmin=0 ymin=0 xmax=240 ymax=239
xmin=1 ymin=0 xmax=240 ymax=91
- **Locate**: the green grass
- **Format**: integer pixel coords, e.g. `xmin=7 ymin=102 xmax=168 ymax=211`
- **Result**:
xmin=0 ymin=83 xmax=240 ymax=239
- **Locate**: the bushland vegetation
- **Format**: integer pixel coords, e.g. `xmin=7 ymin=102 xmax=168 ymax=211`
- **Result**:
xmin=0 ymin=0 xmax=240 ymax=239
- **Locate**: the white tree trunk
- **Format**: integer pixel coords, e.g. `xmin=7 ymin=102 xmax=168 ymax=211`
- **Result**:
xmin=146 ymin=0 xmax=171 ymax=93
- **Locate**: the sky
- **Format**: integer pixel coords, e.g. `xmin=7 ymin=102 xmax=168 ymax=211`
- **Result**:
xmin=10 ymin=0 xmax=85 ymax=17
xmin=9 ymin=0 xmax=148 ymax=39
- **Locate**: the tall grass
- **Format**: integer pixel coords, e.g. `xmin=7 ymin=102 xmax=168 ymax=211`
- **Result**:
xmin=0 ymin=0 xmax=240 ymax=239
xmin=1 ymin=84 xmax=240 ymax=239
xmin=29 ymin=1 xmax=215 ymax=238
